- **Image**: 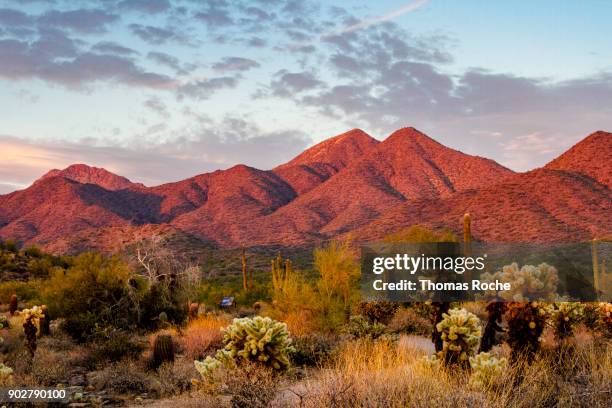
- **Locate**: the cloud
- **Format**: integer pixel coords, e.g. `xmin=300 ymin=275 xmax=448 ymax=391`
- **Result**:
xmin=129 ymin=24 xmax=185 ymax=45
xmin=212 ymin=57 xmax=260 ymax=72
xmin=38 ymin=9 xmax=119 ymax=34
xmin=143 ymin=96 xmax=170 ymax=118
xmin=194 ymin=2 xmax=233 ymax=28
xmin=177 ymin=76 xmax=239 ymax=100
xmin=265 ymin=70 xmax=323 ymax=97
xmin=0 ymin=118 xmax=311 ymax=192
xmin=0 ymin=8 xmax=32 ymax=26
xmin=147 ymin=51 xmax=184 ymax=72
xmin=0 ymin=33 xmax=175 ymax=89
xmin=92 ymin=41 xmax=139 ymax=56
xmin=118 ymin=0 xmax=171 ymax=14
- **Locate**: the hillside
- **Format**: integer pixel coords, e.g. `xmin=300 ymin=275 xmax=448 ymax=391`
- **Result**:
xmin=0 ymin=127 xmax=609 ymax=251
xmin=545 ymin=131 xmax=611 ymax=188
xmin=350 ymin=169 xmax=611 ymax=243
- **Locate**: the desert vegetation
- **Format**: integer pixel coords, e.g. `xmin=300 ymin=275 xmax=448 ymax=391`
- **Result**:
xmin=0 ymin=231 xmax=610 ymax=407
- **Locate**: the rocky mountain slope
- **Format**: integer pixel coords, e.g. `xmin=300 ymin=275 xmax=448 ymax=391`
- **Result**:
xmin=0 ymin=127 xmax=609 ymax=252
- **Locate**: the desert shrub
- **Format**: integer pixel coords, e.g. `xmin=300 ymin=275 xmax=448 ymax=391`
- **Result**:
xmin=37 ymin=331 xmax=76 ymax=352
xmin=506 ymin=301 xmax=550 ymax=362
xmin=596 ymin=302 xmax=612 ymax=337
xmin=30 ymin=348 xmax=71 ymax=386
xmin=91 ymin=359 xmax=152 ymax=395
xmin=357 ymin=301 xmax=399 ymax=324
xmin=139 ymin=277 xmax=189 ymax=329
xmin=0 ymin=364 xmax=13 ymax=385
xmin=314 ymin=239 xmax=360 ymax=328
xmin=23 ymin=246 xmax=42 ymax=258
xmin=434 ymin=308 xmax=481 ymax=366
xmin=582 ymin=303 xmax=601 ymax=330
xmin=43 ymin=253 xmax=139 ymax=340
xmin=388 ymin=307 xmax=432 ymax=335
xmin=469 ymin=352 xmax=507 ymax=389
xmin=225 ymin=363 xmax=280 ymax=408
xmin=195 ymin=316 xmax=294 ymax=379
xmin=345 ymin=315 xmax=387 ymax=340
xmin=291 ymin=334 xmax=339 ymax=367
xmin=382 ymin=225 xmax=458 ymax=243
xmin=0 ymin=280 xmax=42 ymax=304
xmin=179 ymin=315 xmax=228 ymax=360
xmin=550 ymin=302 xmax=585 ymax=340
xmin=0 ymin=239 xmax=18 ymax=253
xmin=89 ymin=328 xmax=146 ymax=364
xmin=154 ymin=359 xmax=197 ymax=397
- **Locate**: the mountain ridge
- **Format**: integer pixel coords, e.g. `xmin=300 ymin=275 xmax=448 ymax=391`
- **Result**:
xmin=1 ymin=127 xmax=610 ymax=252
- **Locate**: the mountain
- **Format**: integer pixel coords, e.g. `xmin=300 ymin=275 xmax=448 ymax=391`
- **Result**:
xmin=237 ymin=127 xmax=514 ymax=245
xmin=350 ymin=169 xmax=611 ymax=243
xmin=167 ymin=165 xmax=296 ymax=246
xmin=0 ymin=175 xmax=160 ymax=244
xmin=0 ymin=127 xmax=609 ymax=252
xmin=545 ymin=131 xmax=611 ymax=188
xmin=273 ymin=129 xmax=379 ymax=194
xmin=38 ymin=164 xmax=143 ymax=190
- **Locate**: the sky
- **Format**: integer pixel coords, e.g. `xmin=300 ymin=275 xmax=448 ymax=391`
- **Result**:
xmin=1 ymin=0 xmax=611 ymax=193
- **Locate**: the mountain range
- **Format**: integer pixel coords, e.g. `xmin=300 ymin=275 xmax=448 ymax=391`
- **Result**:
xmin=0 ymin=127 xmax=610 ymax=254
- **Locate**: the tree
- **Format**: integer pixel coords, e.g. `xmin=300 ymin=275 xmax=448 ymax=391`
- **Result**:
xmin=314 ymin=239 xmax=360 ymax=324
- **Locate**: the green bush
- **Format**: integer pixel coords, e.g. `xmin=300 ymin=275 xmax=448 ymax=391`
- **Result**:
xmin=43 ymin=253 xmax=139 ymax=340
xmin=89 ymin=329 xmax=146 ymax=364
xmin=345 ymin=315 xmax=388 ymax=340
xmin=357 ymin=301 xmax=399 ymax=324
xmin=0 ymin=280 xmax=42 ymax=304
xmin=291 ymin=335 xmax=338 ymax=367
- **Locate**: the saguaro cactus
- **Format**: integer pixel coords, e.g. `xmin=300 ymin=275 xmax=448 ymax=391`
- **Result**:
xmin=592 ymin=238 xmax=600 ymax=296
xmin=271 ymin=253 xmax=291 ymax=293
xmin=242 ymin=247 xmax=248 ymax=292
xmin=463 ymin=213 xmax=472 ymax=257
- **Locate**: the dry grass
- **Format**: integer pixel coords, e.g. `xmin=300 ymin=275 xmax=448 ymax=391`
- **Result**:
xmin=90 ymin=359 xmax=152 ymax=395
xmin=154 ymin=358 xmax=199 ymax=397
xmin=178 ymin=314 xmax=229 ymax=360
xmin=278 ymin=335 xmax=612 ymax=408
xmin=140 ymin=392 xmax=223 ymax=408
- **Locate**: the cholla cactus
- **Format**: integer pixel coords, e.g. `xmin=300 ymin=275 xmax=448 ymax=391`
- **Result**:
xmin=596 ymin=302 xmax=612 ymax=336
xmin=480 ymin=263 xmax=559 ymax=301
xmin=436 ymin=308 xmax=481 ymax=366
xmin=0 ymin=363 xmax=13 ymax=385
xmin=21 ymin=306 xmax=44 ymax=320
xmin=222 ymin=316 xmax=294 ymax=370
xmin=21 ymin=305 xmax=44 ymax=357
xmin=345 ymin=315 xmax=387 ymax=340
xmin=194 ymin=355 xmax=226 ymax=379
xmin=0 ymin=315 xmax=7 ymax=345
xmin=469 ymin=352 xmax=507 ymax=389
xmin=506 ymin=301 xmax=551 ymax=363
xmin=195 ymin=316 xmax=295 ymax=380
xmin=550 ymin=302 xmax=585 ymax=340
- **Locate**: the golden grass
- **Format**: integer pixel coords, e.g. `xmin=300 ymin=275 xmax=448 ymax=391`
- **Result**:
xmin=281 ymin=335 xmax=612 ymax=408
xmin=177 ymin=314 xmax=230 ymax=360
